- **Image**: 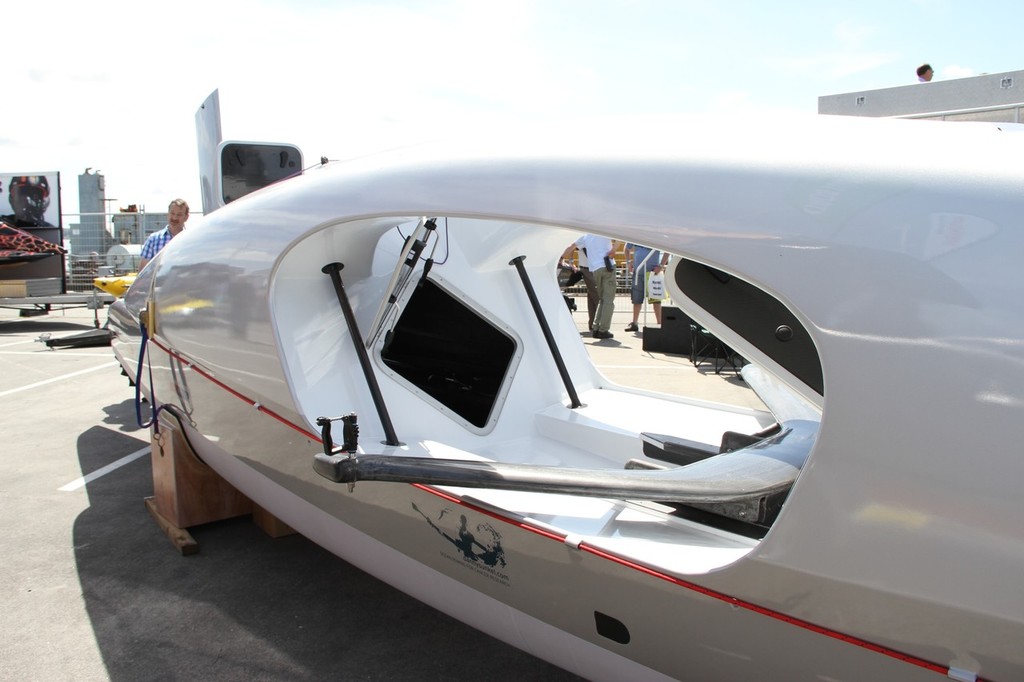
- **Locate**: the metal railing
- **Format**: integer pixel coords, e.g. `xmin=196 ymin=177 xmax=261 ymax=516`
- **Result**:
xmin=899 ymin=102 xmax=1024 ymax=123
xmin=59 ymin=210 xmax=180 ymax=291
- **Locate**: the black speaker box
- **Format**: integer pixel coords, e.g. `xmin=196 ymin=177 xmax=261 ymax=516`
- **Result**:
xmin=641 ymin=306 xmax=693 ymax=355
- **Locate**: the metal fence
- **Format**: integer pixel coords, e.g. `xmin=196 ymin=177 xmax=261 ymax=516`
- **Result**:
xmin=60 ymin=211 xmax=172 ymax=291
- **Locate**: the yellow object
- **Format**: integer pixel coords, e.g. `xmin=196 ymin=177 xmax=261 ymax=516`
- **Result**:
xmin=93 ymin=274 xmax=137 ymax=297
xmin=142 ymin=304 xmax=156 ymax=336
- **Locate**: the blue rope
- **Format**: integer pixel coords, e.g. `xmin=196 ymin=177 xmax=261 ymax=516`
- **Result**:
xmin=134 ymin=319 xmax=163 ymax=432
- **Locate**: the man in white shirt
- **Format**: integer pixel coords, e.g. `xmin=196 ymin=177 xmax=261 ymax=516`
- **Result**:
xmin=574 ymin=234 xmax=618 ymax=339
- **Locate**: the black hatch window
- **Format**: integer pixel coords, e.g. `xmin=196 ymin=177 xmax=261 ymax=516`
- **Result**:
xmin=381 ymin=279 xmax=516 ymax=428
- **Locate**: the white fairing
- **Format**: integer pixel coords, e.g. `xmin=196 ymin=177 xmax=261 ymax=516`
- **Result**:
xmin=109 ymin=114 xmax=1024 ymax=681
xmin=194 ymin=89 xmax=222 ymax=215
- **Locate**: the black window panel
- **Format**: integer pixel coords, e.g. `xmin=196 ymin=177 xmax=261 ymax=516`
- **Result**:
xmin=220 ymin=143 xmax=302 ymax=204
xmin=381 ymin=280 xmax=516 ymax=428
xmin=674 ymin=260 xmax=823 ymax=395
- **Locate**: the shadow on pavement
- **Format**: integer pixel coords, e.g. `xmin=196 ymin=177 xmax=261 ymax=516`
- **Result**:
xmin=0 ymin=318 xmax=99 ymax=336
xmin=101 ymin=398 xmax=143 ymax=434
xmin=72 ymin=416 xmax=580 ymax=681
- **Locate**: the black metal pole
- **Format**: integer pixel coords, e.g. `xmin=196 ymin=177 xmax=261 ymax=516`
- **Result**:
xmin=509 ymin=255 xmax=582 ymax=409
xmin=322 ymin=262 xmax=401 ymax=446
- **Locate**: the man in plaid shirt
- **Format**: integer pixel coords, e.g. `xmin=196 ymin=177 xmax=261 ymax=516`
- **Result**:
xmin=139 ymin=199 xmax=189 ymax=269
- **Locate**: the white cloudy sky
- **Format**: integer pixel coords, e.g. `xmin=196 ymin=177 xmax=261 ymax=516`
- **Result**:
xmin=3 ymin=0 xmax=1020 ymax=217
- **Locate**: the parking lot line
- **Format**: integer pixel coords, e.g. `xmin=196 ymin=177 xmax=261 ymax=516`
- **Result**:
xmin=59 ymin=446 xmax=150 ymax=491
xmin=0 ymin=361 xmax=118 ymax=398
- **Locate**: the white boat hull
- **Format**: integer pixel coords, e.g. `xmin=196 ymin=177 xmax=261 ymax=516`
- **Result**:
xmin=108 ymin=114 xmax=1024 ymax=680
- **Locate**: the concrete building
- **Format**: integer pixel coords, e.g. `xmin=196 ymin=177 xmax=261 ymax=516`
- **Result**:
xmin=111 ymin=209 xmax=169 ymax=246
xmin=818 ymin=68 xmax=1024 ymax=123
xmin=67 ymin=169 xmax=170 ymax=255
xmin=67 ymin=169 xmax=111 ymax=256
xmin=64 ymin=170 xmax=170 ymax=288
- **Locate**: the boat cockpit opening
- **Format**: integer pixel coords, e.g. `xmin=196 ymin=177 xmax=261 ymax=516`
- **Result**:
xmin=303 ymin=217 xmax=825 ymax=548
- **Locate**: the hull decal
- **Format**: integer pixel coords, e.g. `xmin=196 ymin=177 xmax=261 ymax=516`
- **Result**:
xmin=413 ymin=502 xmax=510 ymax=587
xmin=148 ymin=338 xmax=983 ymax=682
xmin=413 ymin=482 xmax=977 ymax=681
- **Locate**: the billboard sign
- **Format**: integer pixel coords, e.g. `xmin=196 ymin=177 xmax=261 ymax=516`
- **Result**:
xmin=1 ymin=173 xmax=61 ymax=229
xmin=1 ymin=172 xmax=65 ymax=288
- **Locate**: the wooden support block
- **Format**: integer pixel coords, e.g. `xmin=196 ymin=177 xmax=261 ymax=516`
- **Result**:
xmin=252 ymin=503 xmax=297 ymax=538
xmin=144 ymin=496 xmax=199 ymax=556
xmin=148 ymin=413 xmax=252 ymax=533
xmin=146 ymin=413 xmax=298 ymax=552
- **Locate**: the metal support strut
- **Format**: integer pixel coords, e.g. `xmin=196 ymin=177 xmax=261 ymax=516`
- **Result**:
xmin=509 ymin=255 xmax=582 ymax=409
xmin=322 ymin=262 xmax=401 ymax=446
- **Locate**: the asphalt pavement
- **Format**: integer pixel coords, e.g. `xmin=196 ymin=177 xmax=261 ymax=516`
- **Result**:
xmin=0 ymin=297 xmax=760 ymax=681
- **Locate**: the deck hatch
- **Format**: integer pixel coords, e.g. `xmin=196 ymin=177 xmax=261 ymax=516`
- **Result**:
xmin=380 ymin=279 xmax=517 ymax=429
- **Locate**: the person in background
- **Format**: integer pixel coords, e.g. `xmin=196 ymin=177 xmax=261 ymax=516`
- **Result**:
xmin=561 ymin=239 xmax=599 ymax=331
xmin=571 ymin=234 xmax=618 ymax=339
xmin=139 ymin=199 xmax=189 ymax=269
xmin=624 ymin=243 xmax=669 ymax=333
xmin=917 ymin=63 xmax=934 ymax=82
